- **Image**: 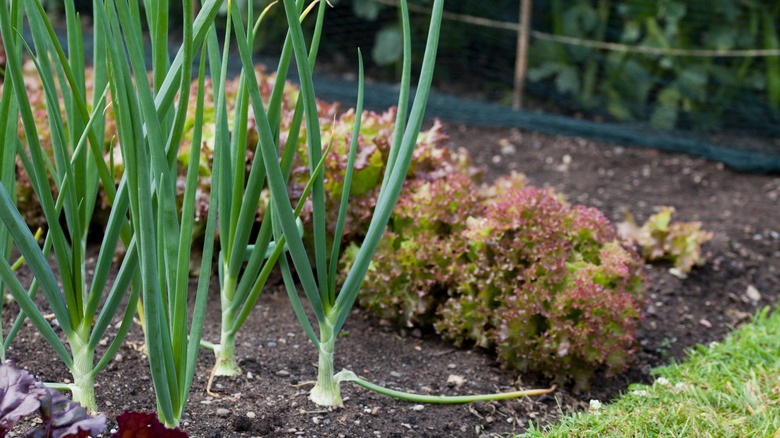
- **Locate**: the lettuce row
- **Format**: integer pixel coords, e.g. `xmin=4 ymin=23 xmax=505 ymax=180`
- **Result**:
xmin=9 ymin=66 xmax=471 ymax=249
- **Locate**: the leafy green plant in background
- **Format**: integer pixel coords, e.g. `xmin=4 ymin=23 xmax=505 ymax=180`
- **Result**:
xmin=329 ymin=0 xmax=402 ymax=66
xmin=0 ymin=0 xmax=142 ymax=412
xmin=328 ymin=0 xmax=516 ymax=91
xmin=618 ymin=206 xmax=713 ymax=275
xmin=528 ymin=0 xmax=611 ymax=109
xmin=528 ymin=0 xmax=780 ymax=131
xmin=349 ymin=173 xmax=647 ymax=390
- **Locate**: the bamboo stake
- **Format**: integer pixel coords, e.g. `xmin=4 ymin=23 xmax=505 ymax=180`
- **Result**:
xmin=512 ymin=0 xmax=531 ymax=109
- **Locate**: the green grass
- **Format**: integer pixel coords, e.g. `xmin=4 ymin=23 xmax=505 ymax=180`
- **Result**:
xmin=525 ymin=307 xmax=780 ymax=437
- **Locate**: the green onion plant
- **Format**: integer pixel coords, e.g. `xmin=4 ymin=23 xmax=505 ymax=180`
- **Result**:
xmin=199 ymin=0 xmax=315 ymax=381
xmin=231 ymin=0 xmax=554 ymax=406
xmin=0 ymin=0 xmax=139 ymax=412
xmin=96 ymin=0 xmax=319 ymax=426
xmin=93 ymin=0 xmax=228 ymax=428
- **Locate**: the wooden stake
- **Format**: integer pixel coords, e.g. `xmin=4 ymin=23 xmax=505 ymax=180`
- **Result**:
xmin=512 ymin=0 xmax=532 ymax=110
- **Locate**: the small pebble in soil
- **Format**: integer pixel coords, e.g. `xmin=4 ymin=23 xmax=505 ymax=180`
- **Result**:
xmin=500 ymin=141 xmax=516 ymax=156
xmin=412 ymin=405 xmax=424 ymax=411
xmin=699 ymin=319 xmax=713 ymax=328
xmin=447 ymin=374 xmax=466 ymax=388
xmin=246 ymin=412 xmax=256 ymax=419
xmin=276 ymin=370 xmax=290 ymax=377
xmin=216 ymin=408 xmax=230 ymax=417
xmin=746 ymin=285 xmax=761 ymax=303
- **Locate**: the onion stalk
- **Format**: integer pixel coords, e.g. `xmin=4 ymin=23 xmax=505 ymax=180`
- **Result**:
xmin=0 ymin=0 xmax=140 ymax=412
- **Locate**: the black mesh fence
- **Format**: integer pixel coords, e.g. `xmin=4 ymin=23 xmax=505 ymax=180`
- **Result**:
xmin=36 ymin=0 xmax=780 ymax=172
xmin=291 ymin=0 xmax=780 ymax=172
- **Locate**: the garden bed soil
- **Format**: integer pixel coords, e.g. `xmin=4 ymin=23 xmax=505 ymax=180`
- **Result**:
xmin=5 ymin=126 xmax=779 ymax=437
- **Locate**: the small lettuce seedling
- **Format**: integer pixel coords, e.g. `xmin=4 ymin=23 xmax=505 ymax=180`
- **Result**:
xmin=618 ymin=206 xmax=713 ymax=274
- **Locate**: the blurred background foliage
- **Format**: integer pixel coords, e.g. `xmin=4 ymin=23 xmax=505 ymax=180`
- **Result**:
xmin=32 ymin=0 xmax=780 ymax=169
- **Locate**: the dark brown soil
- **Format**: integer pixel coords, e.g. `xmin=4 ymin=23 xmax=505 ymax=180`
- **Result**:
xmin=5 ymin=126 xmax=779 ymax=437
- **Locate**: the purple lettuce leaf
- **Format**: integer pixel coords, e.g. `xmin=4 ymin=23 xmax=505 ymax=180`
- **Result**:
xmin=0 ymin=362 xmax=46 ymax=437
xmin=111 ymin=411 xmax=188 ymax=438
xmin=23 ymin=388 xmax=106 ymax=438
